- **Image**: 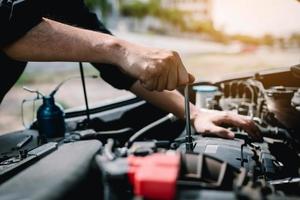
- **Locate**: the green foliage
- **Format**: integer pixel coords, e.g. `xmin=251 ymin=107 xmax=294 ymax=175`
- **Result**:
xmin=288 ymin=33 xmax=300 ymax=47
xmin=187 ymin=21 xmax=229 ymax=43
xmin=120 ymin=0 xmax=185 ymax=26
xmin=85 ymin=0 xmax=101 ymax=8
xmin=262 ymin=34 xmax=275 ymax=46
xmin=120 ymin=0 xmax=149 ymax=18
xmin=159 ymin=9 xmax=185 ymax=29
xmin=230 ymin=34 xmax=278 ymax=47
xmin=85 ymin=0 xmax=112 ymax=21
xmin=231 ymin=34 xmax=261 ymax=46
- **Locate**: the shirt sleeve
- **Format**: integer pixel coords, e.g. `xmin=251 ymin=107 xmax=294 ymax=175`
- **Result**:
xmin=0 ymin=0 xmax=43 ymax=47
xmin=92 ymin=63 xmax=137 ymax=90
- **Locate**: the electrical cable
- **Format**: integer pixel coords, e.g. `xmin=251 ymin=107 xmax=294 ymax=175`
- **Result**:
xmin=126 ymin=113 xmax=176 ymax=148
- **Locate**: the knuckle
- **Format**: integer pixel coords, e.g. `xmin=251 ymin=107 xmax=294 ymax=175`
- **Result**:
xmin=156 ymin=58 xmax=164 ymax=65
xmin=171 ymin=50 xmax=179 ymax=57
xmin=145 ymin=65 xmax=159 ymax=76
xmin=165 ymin=51 xmax=176 ymax=61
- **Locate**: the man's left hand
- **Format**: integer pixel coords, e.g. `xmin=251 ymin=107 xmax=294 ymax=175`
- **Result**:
xmin=192 ymin=109 xmax=262 ymax=141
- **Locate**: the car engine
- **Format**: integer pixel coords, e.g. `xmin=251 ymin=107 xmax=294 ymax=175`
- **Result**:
xmin=0 ymin=64 xmax=299 ymax=200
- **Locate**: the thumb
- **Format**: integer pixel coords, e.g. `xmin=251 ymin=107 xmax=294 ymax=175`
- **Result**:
xmin=207 ymin=125 xmax=235 ymax=139
xmin=188 ymin=73 xmax=195 ymax=84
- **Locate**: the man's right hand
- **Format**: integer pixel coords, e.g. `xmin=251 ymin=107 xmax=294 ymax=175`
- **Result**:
xmin=120 ymin=44 xmax=195 ymax=91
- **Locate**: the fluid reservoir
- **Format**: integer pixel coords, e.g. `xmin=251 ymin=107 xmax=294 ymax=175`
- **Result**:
xmin=193 ymin=85 xmax=218 ymax=108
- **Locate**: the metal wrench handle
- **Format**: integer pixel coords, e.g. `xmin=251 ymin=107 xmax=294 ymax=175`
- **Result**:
xmin=184 ymin=85 xmax=193 ymax=152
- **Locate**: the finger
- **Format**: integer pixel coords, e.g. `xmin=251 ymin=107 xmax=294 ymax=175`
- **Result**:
xmin=236 ymin=116 xmax=261 ymax=140
xmin=175 ymin=56 xmax=189 ymax=86
xmin=188 ymin=73 xmax=195 ymax=84
xmin=152 ymin=77 xmax=159 ymax=91
xmin=212 ymin=126 xmax=235 ymax=139
xmin=157 ymin=71 xmax=169 ymax=91
xmin=201 ymin=124 xmax=235 ymax=139
xmin=166 ymin=64 xmax=178 ymax=90
xmin=218 ymin=113 xmax=261 ymax=140
xmin=177 ymin=66 xmax=189 ymax=86
xmin=246 ymin=120 xmax=262 ymax=141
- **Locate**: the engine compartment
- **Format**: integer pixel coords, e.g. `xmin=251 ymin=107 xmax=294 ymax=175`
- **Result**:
xmin=0 ymin=65 xmax=299 ymax=200
xmin=96 ymin=64 xmax=300 ymax=199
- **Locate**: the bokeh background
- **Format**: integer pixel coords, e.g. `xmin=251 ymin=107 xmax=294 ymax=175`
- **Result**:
xmin=1 ymin=0 xmax=300 ymax=133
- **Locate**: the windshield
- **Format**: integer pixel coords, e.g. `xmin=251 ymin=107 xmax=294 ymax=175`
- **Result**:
xmin=0 ymin=0 xmax=299 ymax=133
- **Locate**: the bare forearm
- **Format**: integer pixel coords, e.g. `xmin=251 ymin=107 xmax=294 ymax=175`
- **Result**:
xmin=130 ymin=81 xmax=261 ymax=140
xmin=130 ymin=81 xmax=199 ymax=121
xmin=3 ymin=18 xmax=126 ymax=65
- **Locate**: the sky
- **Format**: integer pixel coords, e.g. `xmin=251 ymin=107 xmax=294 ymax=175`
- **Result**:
xmin=212 ymin=0 xmax=300 ymax=37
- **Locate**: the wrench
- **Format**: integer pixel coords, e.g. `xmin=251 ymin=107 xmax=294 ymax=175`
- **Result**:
xmin=184 ymin=85 xmax=193 ymax=152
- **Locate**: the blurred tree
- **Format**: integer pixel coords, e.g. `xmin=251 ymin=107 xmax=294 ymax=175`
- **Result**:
xmin=120 ymin=0 xmax=185 ymax=29
xmin=289 ymin=33 xmax=300 ymax=48
xmin=231 ymin=34 xmax=261 ymax=46
xmin=262 ymin=34 xmax=275 ymax=47
xmin=187 ymin=21 xmax=229 ymax=43
xmin=278 ymin=37 xmax=286 ymax=49
xmin=120 ymin=0 xmax=149 ymax=18
xmin=84 ymin=0 xmax=100 ymax=8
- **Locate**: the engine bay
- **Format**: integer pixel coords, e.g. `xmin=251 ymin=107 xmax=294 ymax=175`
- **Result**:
xmin=0 ymin=65 xmax=299 ymax=200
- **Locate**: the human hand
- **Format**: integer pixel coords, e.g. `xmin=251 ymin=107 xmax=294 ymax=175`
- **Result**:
xmin=192 ymin=109 xmax=261 ymax=141
xmin=122 ymin=45 xmax=194 ymax=91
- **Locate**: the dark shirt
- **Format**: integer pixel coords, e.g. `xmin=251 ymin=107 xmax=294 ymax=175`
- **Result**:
xmin=0 ymin=0 xmax=43 ymax=47
xmin=0 ymin=0 xmax=136 ymax=103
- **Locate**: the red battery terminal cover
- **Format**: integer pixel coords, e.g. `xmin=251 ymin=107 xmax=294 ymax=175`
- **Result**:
xmin=127 ymin=153 xmax=180 ymax=200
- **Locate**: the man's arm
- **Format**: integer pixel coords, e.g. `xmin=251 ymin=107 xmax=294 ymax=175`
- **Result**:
xmin=2 ymin=18 xmax=194 ymax=91
xmin=130 ymin=81 xmax=261 ymax=140
xmin=2 ymin=17 xmax=259 ymax=139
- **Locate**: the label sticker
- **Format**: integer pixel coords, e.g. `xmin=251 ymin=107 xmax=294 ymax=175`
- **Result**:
xmin=205 ymin=145 xmax=218 ymax=154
